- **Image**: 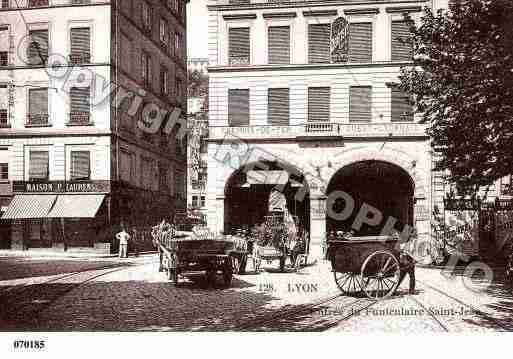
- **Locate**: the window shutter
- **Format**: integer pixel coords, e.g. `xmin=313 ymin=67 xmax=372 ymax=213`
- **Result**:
xmin=229 ymin=27 xmax=250 ymax=65
xmin=349 ymin=86 xmax=372 ymax=122
xmin=228 ymin=89 xmax=250 ymax=126
xmin=308 ymin=23 xmax=331 ymax=64
xmin=391 ymin=87 xmax=413 ymax=122
xmin=71 ymin=151 xmax=90 ymax=180
xmin=27 ymin=29 xmax=48 ymax=64
xmin=70 ymin=87 xmax=90 ymax=113
xmin=349 ymin=22 xmax=372 ymax=63
xmin=268 ymin=88 xmax=289 ymax=126
xmin=70 ymin=27 xmax=90 ymax=59
xmin=268 ymin=26 xmax=290 ymax=64
xmin=29 ymin=151 xmax=49 ymax=181
xmin=0 ymin=26 xmax=9 ymax=52
xmin=308 ymin=87 xmax=330 ymax=122
xmin=29 ymin=88 xmax=48 ymax=115
xmin=391 ymin=21 xmax=413 ymax=61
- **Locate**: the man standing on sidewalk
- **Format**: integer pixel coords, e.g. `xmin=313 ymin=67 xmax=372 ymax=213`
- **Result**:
xmin=116 ymin=226 xmax=130 ymax=259
xmin=396 ymin=228 xmax=417 ymax=295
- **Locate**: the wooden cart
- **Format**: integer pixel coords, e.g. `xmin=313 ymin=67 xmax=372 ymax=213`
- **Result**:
xmin=327 ymin=236 xmax=401 ymax=299
xmin=157 ymin=235 xmax=235 ymax=287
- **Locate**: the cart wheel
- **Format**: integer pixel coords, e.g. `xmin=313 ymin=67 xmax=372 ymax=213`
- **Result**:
xmin=253 ymin=257 xmax=261 ymax=273
xmin=167 ymin=268 xmax=178 ymax=284
xmin=223 ymin=260 xmax=233 ymax=287
xmin=361 ymin=250 xmax=400 ymax=300
xmin=158 ymin=253 xmax=164 ymax=272
xmin=333 ymin=271 xmax=363 ymax=296
xmin=279 ymin=257 xmax=286 ymax=272
xmin=231 ymin=256 xmax=240 ymax=274
xmin=239 ymin=255 xmax=247 ymax=275
xmin=206 ymin=269 xmax=216 ymax=287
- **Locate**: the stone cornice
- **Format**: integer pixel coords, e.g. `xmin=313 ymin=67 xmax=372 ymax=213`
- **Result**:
xmin=208 ymin=61 xmax=413 ymax=73
xmin=208 ymin=0 xmax=428 ymax=12
xmin=262 ymin=12 xmax=297 ymax=19
xmin=343 ymin=8 xmax=380 ymax=15
xmin=303 ymin=10 xmax=338 ymax=17
xmin=222 ymin=13 xmax=258 ymax=20
xmin=386 ymin=5 xmax=423 ymax=13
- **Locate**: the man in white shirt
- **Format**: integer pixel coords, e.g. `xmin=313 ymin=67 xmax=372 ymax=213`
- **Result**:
xmin=116 ymin=226 xmax=130 ymax=258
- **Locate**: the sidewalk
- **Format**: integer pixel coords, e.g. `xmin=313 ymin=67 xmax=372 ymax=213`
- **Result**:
xmin=0 ymin=249 xmax=157 ymax=261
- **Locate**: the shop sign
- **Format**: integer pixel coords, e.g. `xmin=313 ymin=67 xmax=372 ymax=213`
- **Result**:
xmin=13 ymin=181 xmax=108 ymax=193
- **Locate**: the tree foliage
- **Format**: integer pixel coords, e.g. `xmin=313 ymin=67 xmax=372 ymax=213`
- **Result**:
xmin=187 ymin=69 xmax=208 ymax=98
xmin=399 ymin=0 xmax=513 ymax=195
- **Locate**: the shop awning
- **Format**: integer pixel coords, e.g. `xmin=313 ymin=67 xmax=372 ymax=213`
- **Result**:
xmin=46 ymin=195 xmax=105 ymax=218
xmin=1 ymin=195 xmax=57 ymax=219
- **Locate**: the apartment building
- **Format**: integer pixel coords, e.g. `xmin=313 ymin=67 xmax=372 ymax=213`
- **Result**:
xmin=205 ymin=0 xmax=464 ymax=260
xmin=0 ymin=0 xmax=188 ymax=252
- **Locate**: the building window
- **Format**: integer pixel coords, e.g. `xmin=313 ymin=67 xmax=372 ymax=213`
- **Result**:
xmin=0 ymin=26 xmax=8 ymax=66
xmin=169 ymin=31 xmax=175 ymax=57
xmin=69 ymin=87 xmax=91 ymax=125
xmin=268 ymin=26 xmax=290 ymax=64
xmin=348 ymin=22 xmax=372 ymax=63
xmin=70 ymin=151 xmax=91 ymax=181
xmin=161 ymin=67 xmax=169 ymax=95
xmin=159 ymin=18 xmax=168 ymax=47
xmin=159 ymin=164 xmax=169 ymax=191
xmin=142 ymin=1 xmax=152 ymax=33
xmin=308 ymin=87 xmax=330 ymax=122
xmin=391 ymin=87 xmax=414 ymax=122
xmin=175 ymin=32 xmax=183 ymax=59
xmin=28 ymin=0 xmax=48 ymax=7
xmin=1 ymin=1 xmax=9 ymax=9
xmin=0 ymin=52 xmax=7 ymax=67
xmin=200 ymin=196 xmax=206 ymax=208
xmin=141 ymin=51 xmax=152 ymax=88
xmin=391 ymin=21 xmax=413 ymax=62
xmin=0 ymin=163 xmax=8 ymax=181
xmin=192 ymin=195 xmax=198 ymax=208
xmin=175 ymin=77 xmax=183 ymax=102
xmin=229 ymin=27 xmax=250 ymax=65
xmin=308 ymin=23 xmax=331 ymax=64
xmin=349 ymin=86 xmax=372 ymax=122
xmin=228 ymin=89 xmax=250 ymax=126
xmin=70 ymin=27 xmax=91 ymax=64
xmin=28 ymin=151 xmax=49 ymax=182
xmin=500 ymin=175 xmax=512 ymax=196
xmin=27 ymin=29 xmax=49 ymax=65
xmin=28 ymin=88 xmax=49 ymax=126
xmin=268 ymin=88 xmax=289 ymax=126
xmin=0 ymin=85 xmax=8 ymax=126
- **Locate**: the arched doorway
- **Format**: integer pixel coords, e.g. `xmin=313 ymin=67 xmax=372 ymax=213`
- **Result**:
xmin=326 ymin=160 xmax=415 ymax=236
xmin=224 ymin=161 xmax=310 ymax=235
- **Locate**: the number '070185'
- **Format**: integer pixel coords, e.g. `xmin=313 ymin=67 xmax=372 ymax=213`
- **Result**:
xmin=13 ymin=340 xmax=45 ymax=350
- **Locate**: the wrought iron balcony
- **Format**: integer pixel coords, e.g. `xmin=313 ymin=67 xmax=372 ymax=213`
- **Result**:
xmin=69 ymin=53 xmax=91 ymax=65
xmin=68 ymin=112 xmax=91 ymax=126
xmin=26 ymin=114 xmax=50 ymax=127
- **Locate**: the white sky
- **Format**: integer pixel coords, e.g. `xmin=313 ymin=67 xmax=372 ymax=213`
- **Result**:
xmin=187 ymin=0 xmax=209 ymax=59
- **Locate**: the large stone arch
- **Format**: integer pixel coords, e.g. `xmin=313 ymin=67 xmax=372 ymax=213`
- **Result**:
xmin=324 ymin=147 xmax=428 ymax=199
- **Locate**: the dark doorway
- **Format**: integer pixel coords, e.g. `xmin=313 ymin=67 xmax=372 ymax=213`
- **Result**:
xmin=224 ymin=162 xmax=310 ymax=235
xmin=326 ymin=160 xmax=414 ymax=236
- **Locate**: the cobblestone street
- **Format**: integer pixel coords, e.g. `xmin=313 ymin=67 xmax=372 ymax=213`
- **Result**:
xmin=1 ymin=253 xmax=512 ymax=332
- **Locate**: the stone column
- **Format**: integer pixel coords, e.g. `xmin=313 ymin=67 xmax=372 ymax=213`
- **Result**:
xmin=309 ymin=195 xmax=327 ymax=262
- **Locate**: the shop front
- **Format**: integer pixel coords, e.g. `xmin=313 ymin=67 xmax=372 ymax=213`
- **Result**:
xmin=1 ymin=181 xmax=110 ymax=252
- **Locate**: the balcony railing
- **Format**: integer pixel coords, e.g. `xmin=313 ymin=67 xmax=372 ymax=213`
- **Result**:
xmin=68 ymin=112 xmax=91 ymax=125
xmin=69 ymin=53 xmax=91 ymax=64
xmin=209 ymin=122 xmax=429 ymax=141
xmin=229 ymin=56 xmax=250 ymax=66
xmin=26 ymin=113 xmax=50 ymax=126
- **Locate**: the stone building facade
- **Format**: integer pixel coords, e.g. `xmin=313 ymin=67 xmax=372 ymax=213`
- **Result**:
xmin=205 ymin=0 xmax=459 ymax=259
xmin=0 ymin=0 xmax=188 ymax=252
